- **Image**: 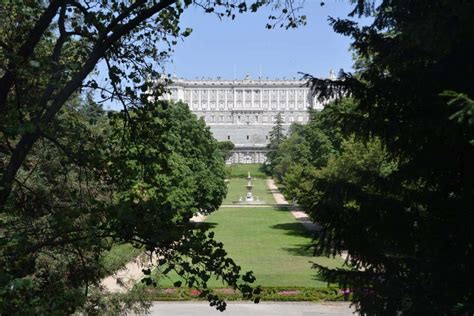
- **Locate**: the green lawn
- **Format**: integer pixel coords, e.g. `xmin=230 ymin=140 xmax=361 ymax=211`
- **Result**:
xmin=160 ymin=206 xmax=343 ymax=288
xmin=223 ymin=178 xmax=275 ymax=204
xmin=225 ymin=163 xmax=267 ymax=179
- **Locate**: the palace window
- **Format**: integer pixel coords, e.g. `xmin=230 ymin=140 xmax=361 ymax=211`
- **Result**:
xmin=184 ymin=90 xmax=190 ymax=103
xmin=227 ymin=89 xmax=234 ymax=101
xmin=245 ymin=90 xmax=252 ymax=102
xmin=263 ymin=90 xmax=269 ymax=101
xmin=218 ymin=90 xmax=225 ymax=102
xmin=201 ymin=90 xmax=208 ymax=101
xmin=279 ymin=90 xmax=286 ymax=101
xmin=271 ymin=90 xmax=277 ymax=102
xmin=253 ymin=90 xmax=260 ymax=105
xmin=246 ymin=135 xmax=249 ymax=140
xmin=210 ymin=90 xmax=217 ymax=101
xmin=228 ymin=135 xmax=231 ymax=140
xmin=236 ymin=90 xmax=243 ymax=101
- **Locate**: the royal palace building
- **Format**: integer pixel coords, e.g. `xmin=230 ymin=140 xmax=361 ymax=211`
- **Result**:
xmin=162 ymin=75 xmax=324 ymax=164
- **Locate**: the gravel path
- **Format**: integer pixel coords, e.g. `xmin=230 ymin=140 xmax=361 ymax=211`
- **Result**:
xmin=265 ymin=179 xmax=349 ymax=261
xmin=101 ymin=253 xmax=155 ymax=293
xmin=100 ymin=213 xmax=207 ymax=293
xmin=266 ymin=179 xmax=321 ymax=232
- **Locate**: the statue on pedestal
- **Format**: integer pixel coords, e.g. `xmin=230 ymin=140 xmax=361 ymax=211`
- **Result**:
xmin=245 ymin=172 xmax=254 ymax=202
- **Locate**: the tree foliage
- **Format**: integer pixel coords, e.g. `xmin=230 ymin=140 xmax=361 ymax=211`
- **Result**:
xmin=0 ymin=0 xmax=306 ymax=204
xmin=217 ymin=140 xmax=235 ymax=161
xmin=265 ymin=112 xmax=287 ymax=176
xmin=295 ymin=0 xmax=474 ymax=314
xmin=0 ymin=0 xmax=306 ymax=313
xmin=268 ymin=99 xmax=347 ymax=193
xmin=0 ymin=98 xmax=262 ymax=314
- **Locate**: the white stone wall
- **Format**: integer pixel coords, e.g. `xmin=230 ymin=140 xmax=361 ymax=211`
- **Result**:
xmin=223 ymin=146 xmax=269 ymax=164
xmin=161 ymin=77 xmax=321 ymax=163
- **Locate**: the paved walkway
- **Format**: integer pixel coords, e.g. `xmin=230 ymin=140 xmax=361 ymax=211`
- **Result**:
xmin=266 ymin=179 xmax=321 ymax=232
xmin=148 ymin=302 xmax=355 ymax=315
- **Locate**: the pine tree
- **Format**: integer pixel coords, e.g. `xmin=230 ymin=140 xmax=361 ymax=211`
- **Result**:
xmin=301 ymin=1 xmax=474 ymax=314
xmin=266 ymin=113 xmax=286 ymax=176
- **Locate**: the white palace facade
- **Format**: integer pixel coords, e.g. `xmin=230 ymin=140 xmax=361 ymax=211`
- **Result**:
xmin=163 ymin=76 xmax=323 ymax=164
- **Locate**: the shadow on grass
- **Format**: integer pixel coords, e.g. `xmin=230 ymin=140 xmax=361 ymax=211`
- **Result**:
xmin=267 ymin=188 xmax=278 ymax=195
xmin=270 ymin=222 xmax=309 ymax=237
xmin=189 ymin=221 xmax=218 ymax=230
xmin=281 ymin=243 xmax=315 ymax=257
xmin=268 ymin=204 xmax=293 ymax=211
xmin=271 ymin=222 xmax=319 ymax=258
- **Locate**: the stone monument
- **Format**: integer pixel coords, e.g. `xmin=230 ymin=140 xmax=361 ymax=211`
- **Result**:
xmin=245 ymin=171 xmax=254 ymax=202
xmin=232 ymin=171 xmax=265 ymax=205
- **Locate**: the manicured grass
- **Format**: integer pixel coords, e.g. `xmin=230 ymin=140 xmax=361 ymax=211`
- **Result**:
xmin=223 ymin=178 xmax=275 ymax=204
xmin=160 ymin=206 xmax=343 ymax=288
xmin=225 ymin=163 xmax=267 ymax=178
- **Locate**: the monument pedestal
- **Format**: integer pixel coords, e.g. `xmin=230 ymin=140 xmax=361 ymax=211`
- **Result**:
xmin=232 ymin=172 xmax=266 ymax=205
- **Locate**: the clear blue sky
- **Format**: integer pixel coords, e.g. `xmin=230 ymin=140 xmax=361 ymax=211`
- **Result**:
xmin=166 ymin=1 xmax=363 ymax=80
xmin=100 ymin=1 xmax=369 ymax=110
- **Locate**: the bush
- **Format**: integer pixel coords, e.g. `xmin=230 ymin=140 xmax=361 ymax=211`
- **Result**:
xmin=143 ymin=286 xmax=346 ymax=302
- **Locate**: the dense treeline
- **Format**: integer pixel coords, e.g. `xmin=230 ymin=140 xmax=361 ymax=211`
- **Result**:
xmin=267 ymin=0 xmax=474 ymax=314
xmin=2 ymin=0 xmax=473 ymax=314
xmin=0 ymin=1 xmax=307 ymax=313
xmin=0 ymin=98 xmax=259 ymax=314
